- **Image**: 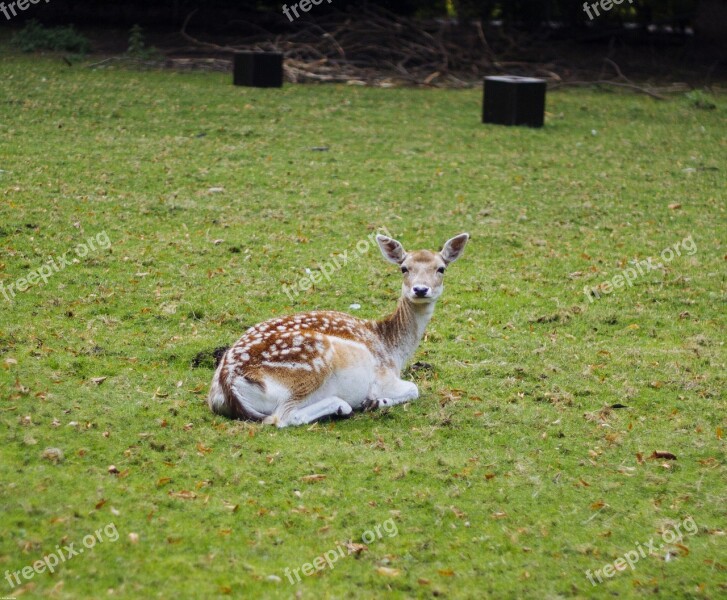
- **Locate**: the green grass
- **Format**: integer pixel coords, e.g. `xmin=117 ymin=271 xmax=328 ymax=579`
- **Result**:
xmin=0 ymin=55 xmax=725 ymax=599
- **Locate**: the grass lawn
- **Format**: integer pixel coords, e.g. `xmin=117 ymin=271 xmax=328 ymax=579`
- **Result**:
xmin=0 ymin=55 xmax=725 ymax=599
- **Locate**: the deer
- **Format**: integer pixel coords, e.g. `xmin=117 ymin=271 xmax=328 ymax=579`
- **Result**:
xmin=207 ymin=232 xmax=469 ymax=427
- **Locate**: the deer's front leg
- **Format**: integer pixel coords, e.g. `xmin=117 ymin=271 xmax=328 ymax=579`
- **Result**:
xmin=364 ymin=378 xmax=418 ymax=411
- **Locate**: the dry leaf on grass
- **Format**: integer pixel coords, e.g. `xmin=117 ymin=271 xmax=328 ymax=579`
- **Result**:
xmin=196 ymin=443 xmax=213 ymax=455
xmin=650 ymin=451 xmax=677 ymax=460
xmin=169 ymin=490 xmax=197 ymax=500
xmin=450 ymin=506 xmax=466 ymax=518
xmin=345 ymin=542 xmax=367 ymax=555
xmin=674 ymin=543 xmax=690 ymax=555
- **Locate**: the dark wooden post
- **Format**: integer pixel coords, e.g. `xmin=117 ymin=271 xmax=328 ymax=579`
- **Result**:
xmin=482 ymin=76 xmax=546 ymax=128
xmin=233 ymin=52 xmax=283 ymax=88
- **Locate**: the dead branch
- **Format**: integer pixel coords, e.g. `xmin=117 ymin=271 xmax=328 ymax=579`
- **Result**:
xmin=172 ymin=7 xmax=682 ymax=93
xmin=549 ymin=80 xmax=667 ymax=100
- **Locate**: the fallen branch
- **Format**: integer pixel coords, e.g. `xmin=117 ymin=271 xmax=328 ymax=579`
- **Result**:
xmin=87 ymin=56 xmax=164 ymax=69
xmin=549 ymin=80 xmax=667 ymax=100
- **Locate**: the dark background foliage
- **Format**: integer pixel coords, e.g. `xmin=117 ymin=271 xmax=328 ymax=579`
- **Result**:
xmin=15 ymin=0 xmax=711 ymax=31
xmin=5 ymin=0 xmax=725 ymax=81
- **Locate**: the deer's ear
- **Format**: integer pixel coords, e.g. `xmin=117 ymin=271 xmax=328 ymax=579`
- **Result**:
xmin=376 ymin=235 xmax=407 ymax=265
xmin=440 ymin=233 xmax=469 ymax=265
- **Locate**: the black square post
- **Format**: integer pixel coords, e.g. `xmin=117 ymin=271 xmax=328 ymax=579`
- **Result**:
xmin=482 ymin=76 xmax=546 ymax=128
xmin=233 ymin=52 xmax=283 ymax=88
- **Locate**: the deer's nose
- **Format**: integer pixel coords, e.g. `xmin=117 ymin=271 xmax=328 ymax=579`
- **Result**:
xmin=413 ymin=286 xmax=430 ymax=297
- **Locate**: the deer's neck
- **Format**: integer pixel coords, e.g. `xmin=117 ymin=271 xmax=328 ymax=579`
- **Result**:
xmin=373 ymin=298 xmax=436 ymax=371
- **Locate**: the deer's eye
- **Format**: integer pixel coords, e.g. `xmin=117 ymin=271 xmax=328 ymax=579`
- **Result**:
xmin=437 ymin=266 xmax=446 ymax=274
xmin=401 ymin=266 xmax=409 ymax=274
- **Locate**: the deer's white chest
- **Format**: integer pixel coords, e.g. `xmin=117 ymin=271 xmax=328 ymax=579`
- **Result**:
xmin=308 ymin=336 xmax=378 ymax=408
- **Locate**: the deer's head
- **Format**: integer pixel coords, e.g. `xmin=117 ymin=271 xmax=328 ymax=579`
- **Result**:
xmin=376 ymin=233 xmax=469 ymax=304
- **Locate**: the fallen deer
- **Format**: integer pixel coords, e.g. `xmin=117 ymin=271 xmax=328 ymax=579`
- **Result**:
xmin=208 ymin=232 xmax=469 ymax=427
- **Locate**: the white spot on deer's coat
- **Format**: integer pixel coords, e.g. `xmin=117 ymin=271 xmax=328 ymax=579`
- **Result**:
xmin=261 ymin=361 xmax=313 ymax=371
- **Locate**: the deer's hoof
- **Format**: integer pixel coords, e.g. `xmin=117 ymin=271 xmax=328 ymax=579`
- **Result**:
xmin=362 ymin=397 xmax=377 ymax=412
xmin=337 ymin=404 xmax=353 ymax=418
xmin=363 ymin=398 xmax=391 ymax=412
